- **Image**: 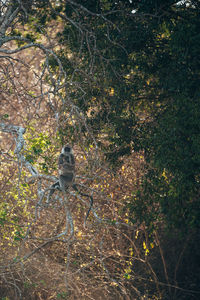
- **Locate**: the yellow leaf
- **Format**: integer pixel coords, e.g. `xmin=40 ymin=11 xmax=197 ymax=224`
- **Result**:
xmin=129 ymin=247 xmax=134 ymax=256
xmin=109 ymin=87 xmax=114 ymax=96
xmin=146 ymin=79 xmax=150 ymax=85
xmin=110 ymin=282 xmax=118 ymax=286
xmin=150 ymin=242 xmax=154 ymax=249
xmin=77 ymin=231 xmax=82 ymax=239
xmin=143 ymin=241 xmax=147 ymax=250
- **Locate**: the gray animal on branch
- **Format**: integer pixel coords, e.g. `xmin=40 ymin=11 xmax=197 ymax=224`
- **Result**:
xmin=47 ymin=145 xmax=75 ymax=200
xmin=47 ymin=145 xmax=93 ymax=226
xmin=58 ymin=145 xmax=75 ymax=192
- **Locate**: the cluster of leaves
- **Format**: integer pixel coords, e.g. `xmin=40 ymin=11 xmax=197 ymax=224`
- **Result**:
xmin=25 ymin=128 xmax=56 ymax=174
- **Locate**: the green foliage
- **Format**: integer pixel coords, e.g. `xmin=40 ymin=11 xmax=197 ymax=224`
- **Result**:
xmin=2 ymin=114 xmax=9 ymax=119
xmin=13 ymin=227 xmax=25 ymax=241
xmin=130 ymin=5 xmax=200 ymax=232
xmin=25 ymin=129 xmax=55 ymax=173
xmin=57 ymin=292 xmax=69 ymax=299
xmin=0 ymin=180 xmax=32 ymax=247
xmin=0 ymin=203 xmax=7 ymax=226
